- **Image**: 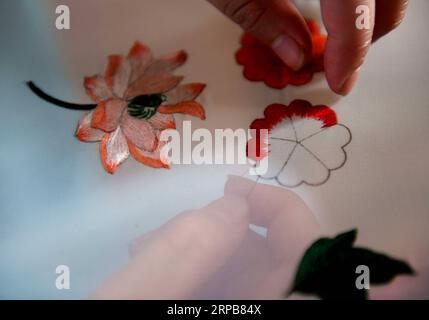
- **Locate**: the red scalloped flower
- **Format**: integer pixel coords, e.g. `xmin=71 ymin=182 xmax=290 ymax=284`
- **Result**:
xmin=248 ymin=100 xmax=352 ymax=188
xmin=248 ymin=99 xmax=337 ymax=161
xmin=75 ymin=41 xmax=206 ymax=174
xmin=236 ymin=19 xmax=327 ymax=89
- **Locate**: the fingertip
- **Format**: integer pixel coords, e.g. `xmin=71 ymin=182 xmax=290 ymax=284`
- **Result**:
xmin=225 ymin=175 xmax=258 ymax=198
xmin=327 ymin=67 xmax=360 ymax=96
xmin=338 ymin=70 xmax=360 ymax=96
xmin=320 ymin=0 xmax=374 ymax=96
xmin=322 ymin=31 xmax=367 ymax=96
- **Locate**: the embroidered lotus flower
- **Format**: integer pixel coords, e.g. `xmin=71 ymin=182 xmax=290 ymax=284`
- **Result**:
xmin=248 ymin=100 xmax=351 ymax=187
xmin=236 ymin=19 xmax=327 ymax=89
xmin=75 ymin=42 xmax=206 ymax=174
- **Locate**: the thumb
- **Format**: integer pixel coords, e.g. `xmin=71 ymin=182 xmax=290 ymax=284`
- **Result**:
xmin=208 ymin=0 xmax=312 ymax=70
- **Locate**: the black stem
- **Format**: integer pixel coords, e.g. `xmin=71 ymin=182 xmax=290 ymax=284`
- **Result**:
xmin=26 ymin=81 xmax=97 ymax=110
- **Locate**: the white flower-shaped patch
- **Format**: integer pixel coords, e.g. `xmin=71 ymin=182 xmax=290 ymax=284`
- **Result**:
xmin=249 ymin=100 xmax=352 ymax=188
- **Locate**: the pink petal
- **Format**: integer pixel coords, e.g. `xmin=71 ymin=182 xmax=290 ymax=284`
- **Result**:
xmin=158 ymin=101 xmax=206 ymax=120
xmin=125 ymin=74 xmax=183 ymax=99
xmin=164 ymin=83 xmax=206 ymax=105
xmin=104 ymin=55 xmax=131 ymax=98
xmin=147 ymin=112 xmax=176 ymax=130
xmin=122 ymin=113 xmax=157 ymax=151
xmin=75 ymin=111 xmax=105 ymax=142
xmin=127 ymin=41 xmax=153 ymax=83
xmin=91 ymin=99 xmax=127 ymax=132
xmin=84 ymin=76 xmax=113 ymax=103
xmin=127 ymin=134 xmax=170 ymax=169
xmin=145 ymin=50 xmax=188 ymax=75
xmin=100 ymin=127 xmax=130 ymax=174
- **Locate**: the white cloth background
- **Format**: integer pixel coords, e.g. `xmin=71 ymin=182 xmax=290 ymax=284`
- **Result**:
xmin=0 ymin=0 xmax=428 ymax=299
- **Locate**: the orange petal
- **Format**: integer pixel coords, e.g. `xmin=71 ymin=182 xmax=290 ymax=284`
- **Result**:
xmin=121 ymin=113 xmax=157 ymax=151
xmin=158 ymin=101 xmax=206 ymax=120
xmin=125 ymin=74 xmax=183 ymax=99
xmin=91 ymin=99 xmax=126 ymax=132
xmin=145 ymin=50 xmax=188 ymax=75
xmin=104 ymin=55 xmax=131 ymax=98
xmin=147 ymin=113 xmax=176 ymax=130
xmin=305 ymin=18 xmax=321 ymax=34
xmin=84 ymin=76 xmax=113 ymax=103
xmin=127 ymin=41 xmax=153 ymax=83
xmin=164 ymin=83 xmax=206 ymax=105
xmin=100 ymin=128 xmax=130 ymax=174
xmin=75 ymin=111 xmax=105 ymax=142
xmin=127 ymin=138 xmax=170 ymax=169
xmin=312 ymin=34 xmax=327 ymax=58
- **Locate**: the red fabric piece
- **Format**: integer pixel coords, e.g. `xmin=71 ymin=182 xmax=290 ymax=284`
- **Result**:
xmin=236 ymin=19 xmax=327 ymax=89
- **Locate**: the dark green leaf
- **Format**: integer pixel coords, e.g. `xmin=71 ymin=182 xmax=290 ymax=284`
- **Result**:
xmin=350 ymin=248 xmax=415 ymax=284
xmin=291 ymin=229 xmax=357 ymax=295
xmin=290 ymin=229 xmax=414 ymax=300
xmin=127 ymin=93 xmax=165 ymax=120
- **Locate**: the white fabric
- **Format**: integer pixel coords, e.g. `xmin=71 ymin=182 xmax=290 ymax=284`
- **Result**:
xmin=1 ymin=0 xmax=429 ymax=299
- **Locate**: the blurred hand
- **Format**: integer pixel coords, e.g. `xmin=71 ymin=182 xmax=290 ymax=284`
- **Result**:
xmin=92 ymin=175 xmax=425 ymax=299
xmin=92 ymin=176 xmax=321 ymax=299
xmin=208 ymin=0 xmax=408 ymax=95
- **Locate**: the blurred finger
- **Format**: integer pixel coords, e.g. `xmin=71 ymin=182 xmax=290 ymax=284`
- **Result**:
xmin=225 ymin=176 xmax=321 ymax=261
xmin=92 ymin=195 xmax=249 ymax=299
xmin=373 ymin=0 xmax=408 ymax=42
xmin=128 ymin=230 xmax=156 ymax=257
xmin=208 ymin=0 xmax=312 ymax=70
xmin=193 ymin=229 xmax=274 ymax=299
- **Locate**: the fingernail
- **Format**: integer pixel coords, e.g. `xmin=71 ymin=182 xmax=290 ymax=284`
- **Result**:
xmin=338 ymin=70 xmax=360 ymax=96
xmin=272 ymin=35 xmax=305 ymax=71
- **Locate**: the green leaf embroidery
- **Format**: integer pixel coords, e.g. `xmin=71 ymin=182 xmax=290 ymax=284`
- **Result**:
xmin=291 ymin=229 xmax=415 ymax=300
xmin=127 ymin=93 xmax=166 ymax=120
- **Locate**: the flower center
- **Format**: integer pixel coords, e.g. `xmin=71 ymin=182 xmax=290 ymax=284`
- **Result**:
xmin=127 ymin=93 xmax=166 ymax=120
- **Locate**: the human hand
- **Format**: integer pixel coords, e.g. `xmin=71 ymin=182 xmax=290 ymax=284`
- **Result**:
xmin=208 ymin=0 xmax=408 ymax=95
xmin=92 ymin=176 xmax=321 ymax=299
xmin=92 ymin=175 xmax=424 ymax=299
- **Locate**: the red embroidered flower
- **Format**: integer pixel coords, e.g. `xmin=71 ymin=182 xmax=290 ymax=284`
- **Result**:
xmin=248 ymin=100 xmax=351 ymax=187
xmin=75 ymin=41 xmax=206 ymax=174
xmin=236 ymin=19 xmax=327 ymax=89
xmin=250 ymin=100 xmax=337 ymax=137
xmin=248 ymin=99 xmax=336 ymax=160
